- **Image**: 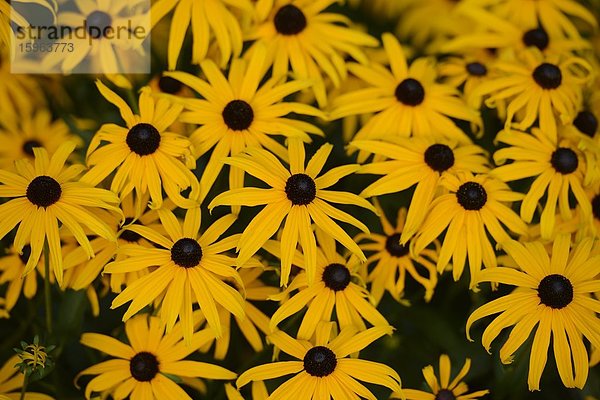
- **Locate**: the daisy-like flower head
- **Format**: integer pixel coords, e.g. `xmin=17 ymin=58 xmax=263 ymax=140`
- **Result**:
xmin=78 ymin=314 xmax=236 ymax=400
xmin=209 ymin=138 xmax=377 ymax=286
xmin=105 ymin=206 xmax=244 ymax=341
xmin=237 ymin=324 xmax=401 ymax=399
xmin=356 ymin=202 xmax=439 ymax=304
xmin=43 ymin=0 xmax=149 ymax=74
xmin=0 ymin=141 xmax=119 ymax=286
xmin=351 ymin=136 xmax=490 ymax=243
xmin=245 ymin=0 xmax=379 ymax=107
xmin=331 ymin=33 xmax=481 ymax=147
xmin=393 ymin=354 xmax=489 ymax=400
xmin=472 ymin=49 xmax=592 ymax=141
xmin=151 ymin=0 xmax=252 ymax=70
xmin=0 ymin=109 xmax=83 ymax=169
xmin=81 ymin=81 xmax=199 ymax=209
xmin=413 ymin=171 xmax=528 ymax=286
xmin=438 ymin=50 xmax=496 ymax=110
xmin=167 ymin=44 xmax=323 ymax=201
xmin=467 ymin=235 xmax=600 ymax=390
xmin=266 ymin=228 xmax=389 ymax=340
xmin=483 ymin=0 xmax=597 ymax=39
xmin=442 ymin=7 xmax=591 ymax=56
xmin=492 ymin=128 xmax=591 ymax=240
xmin=0 ymin=354 xmax=53 ymax=399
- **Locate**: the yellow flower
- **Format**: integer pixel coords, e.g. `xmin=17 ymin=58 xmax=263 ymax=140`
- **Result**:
xmin=237 ymin=324 xmax=401 ymax=399
xmin=151 ymin=0 xmax=252 ymax=70
xmin=492 ymin=128 xmax=591 ymax=240
xmin=81 ymin=81 xmax=199 ymax=209
xmin=0 ymin=109 xmax=83 ymax=169
xmin=0 ymin=142 xmax=119 ymax=286
xmin=266 ymin=229 xmax=389 ymax=339
xmin=0 ymin=354 xmax=54 ymax=399
xmin=78 ymin=314 xmax=236 ymax=400
xmin=244 ymin=0 xmax=378 ymax=107
xmin=331 ymin=33 xmax=480 ymax=147
xmin=209 ymin=138 xmax=376 ymax=286
xmin=166 ymin=44 xmax=323 ymax=201
xmin=356 ymin=203 xmax=438 ymax=304
xmin=105 ymin=207 xmax=244 ymax=341
xmin=351 ymin=136 xmax=490 ymax=243
xmin=467 ymin=235 xmax=600 ymax=390
xmin=472 ymin=49 xmax=592 ymax=141
xmin=393 ymin=354 xmax=489 ymax=400
xmin=413 ymin=172 xmax=528 ymax=286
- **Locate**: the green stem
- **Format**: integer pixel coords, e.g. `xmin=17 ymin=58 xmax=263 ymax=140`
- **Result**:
xmin=43 ymin=240 xmax=52 ymax=335
xmin=19 ymin=372 xmax=29 ymax=400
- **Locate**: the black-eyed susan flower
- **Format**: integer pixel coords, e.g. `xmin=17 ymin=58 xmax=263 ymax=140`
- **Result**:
xmin=442 ymin=8 xmax=590 ymax=56
xmin=480 ymin=0 xmax=597 ymax=39
xmin=438 ymin=51 xmax=496 ymax=110
xmin=392 ymin=354 xmax=489 ymax=400
xmin=266 ymin=229 xmax=389 ymax=339
xmin=492 ymin=128 xmax=591 ymax=240
xmin=472 ymin=49 xmax=592 ymax=141
xmin=151 ymin=0 xmax=252 ymax=69
xmin=351 ymin=137 xmax=490 ymax=243
xmin=413 ymin=172 xmax=528 ymax=286
xmin=0 ymin=354 xmax=53 ymax=399
xmin=356 ymin=203 xmax=438 ymax=304
xmin=0 ymin=142 xmax=119 ymax=286
xmin=330 ymin=33 xmax=480 ymax=146
xmin=209 ymin=139 xmax=376 ymax=286
xmin=105 ymin=207 xmax=244 ymax=341
xmin=244 ymin=0 xmax=379 ymax=107
xmin=467 ymin=235 xmax=600 ymax=390
xmin=81 ymin=81 xmax=199 ymax=209
xmin=43 ymin=0 xmax=149 ymax=74
xmin=237 ymin=324 xmax=401 ymax=399
xmin=167 ymin=45 xmax=323 ymax=200
xmin=78 ymin=314 xmax=236 ymax=399
xmin=0 ymin=109 xmax=82 ymax=169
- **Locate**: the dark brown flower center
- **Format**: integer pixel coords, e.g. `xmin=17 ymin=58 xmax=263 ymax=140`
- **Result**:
xmin=435 ymin=389 xmax=456 ymax=400
xmin=120 ymin=217 xmax=142 ymax=243
xmin=537 ymin=274 xmax=573 ymax=309
xmin=129 ymin=352 xmax=159 ymax=382
xmin=395 ymin=78 xmax=425 ymax=106
xmin=456 ymin=181 xmax=487 ymax=210
xmin=126 ymin=123 xmax=161 ymax=156
xmin=274 ymin=4 xmax=307 ymax=35
xmin=26 ymin=176 xmax=62 ymax=208
xmin=322 ymin=263 xmax=351 ymax=291
xmin=424 ymin=144 xmax=455 ymax=172
xmin=574 ymin=111 xmax=597 ymax=137
xmin=550 ymin=147 xmax=578 ymax=174
xmin=385 ymin=233 xmax=409 ymax=257
xmin=303 ymin=346 xmax=337 ymax=377
xmin=466 ymin=62 xmax=487 ymax=77
xmin=158 ymin=76 xmax=183 ymax=94
xmin=222 ymin=100 xmax=254 ymax=131
xmin=522 ymin=28 xmax=549 ymax=50
xmin=285 ymin=173 xmax=316 ymax=205
xmin=532 ymin=63 xmax=562 ymax=89
xmin=171 ymin=238 xmax=203 ymax=268
xmin=86 ymin=10 xmax=113 ymax=39
xmin=22 ymin=140 xmax=42 ymax=157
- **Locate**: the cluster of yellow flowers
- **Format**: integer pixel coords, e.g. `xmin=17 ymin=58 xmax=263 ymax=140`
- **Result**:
xmin=0 ymin=0 xmax=600 ymax=399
